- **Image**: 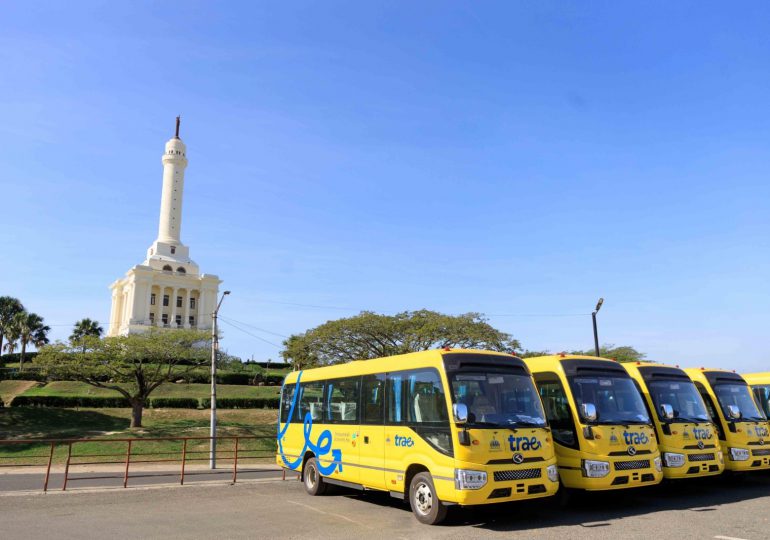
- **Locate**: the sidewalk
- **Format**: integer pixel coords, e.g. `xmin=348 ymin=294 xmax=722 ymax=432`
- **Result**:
xmin=0 ymin=462 xmax=290 ymax=493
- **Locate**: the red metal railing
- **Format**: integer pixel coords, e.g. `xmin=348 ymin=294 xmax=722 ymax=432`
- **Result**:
xmin=0 ymin=436 xmax=286 ymax=492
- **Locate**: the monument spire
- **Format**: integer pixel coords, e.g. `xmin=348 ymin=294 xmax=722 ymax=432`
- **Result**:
xmin=175 ymin=115 xmax=181 ymax=139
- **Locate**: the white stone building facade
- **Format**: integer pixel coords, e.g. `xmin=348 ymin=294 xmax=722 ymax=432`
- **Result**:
xmin=108 ymin=119 xmax=221 ymax=336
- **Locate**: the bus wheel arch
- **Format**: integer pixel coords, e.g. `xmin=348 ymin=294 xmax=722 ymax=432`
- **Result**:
xmin=403 ymin=463 xmax=429 ymax=501
xmin=301 ymin=451 xmax=315 ymax=481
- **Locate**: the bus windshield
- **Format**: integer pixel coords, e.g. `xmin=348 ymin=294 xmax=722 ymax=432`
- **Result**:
xmin=450 ymin=371 xmax=547 ymax=428
xmin=570 ymin=375 xmax=651 ymax=425
xmin=647 ymin=379 xmax=710 ymax=423
xmin=714 ymin=383 xmax=766 ymax=422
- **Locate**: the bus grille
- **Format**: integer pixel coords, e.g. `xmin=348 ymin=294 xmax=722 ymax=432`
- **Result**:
xmin=688 ymin=453 xmax=715 ymax=462
xmin=614 ymin=459 xmax=650 ymax=471
xmin=752 ymin=449 xmax=770 ymax=456
xmin=493 ymin=468 xmax=542 ymax=482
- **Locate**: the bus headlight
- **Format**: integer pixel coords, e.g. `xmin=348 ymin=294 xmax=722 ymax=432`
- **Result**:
xmin=547 ymin=464 xmax=559 ymax=482
xmin=582 ymin=460 xmax=610 ymax=478
xmin=662 ymin=452 xmax=685 ymax=468
xmin=729 ymin=447 xmax=750 ymax=461
xmin=654 ymin=456 xmax=662 ymax=472
xmin=717 ymin=450 xmax=724 ymax=463
xmin=455 ymin=469 xmax=487 ymax=490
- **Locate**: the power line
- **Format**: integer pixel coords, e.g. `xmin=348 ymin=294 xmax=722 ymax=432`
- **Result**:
xmin=218 ymin=318 xmax=282 ymax=348
xmin=218 ymin=315 xmax=289 ymax=338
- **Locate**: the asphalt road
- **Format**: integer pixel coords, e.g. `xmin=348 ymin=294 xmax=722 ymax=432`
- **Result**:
xmin=2 ymin=473 xmax=770 ymax=539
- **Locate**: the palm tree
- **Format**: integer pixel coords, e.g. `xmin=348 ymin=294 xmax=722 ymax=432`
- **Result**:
xmin=70 ymin=318 xmax=104 ymax=353
xmin=0 ymin=296 xmax=24 ymax=359
xmin=12 ymin=312 xmax=50 ymax=371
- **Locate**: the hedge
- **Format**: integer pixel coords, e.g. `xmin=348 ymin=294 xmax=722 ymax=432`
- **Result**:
xmin=0 ymin=369 xmax=47 ymax=382
xmin=149 ymin=397 xmax=201 ymax=409
xmin=200 ymin=397 xmax=280 ymax=409
xmin=10 ymin=395 xmax=132 ymax=408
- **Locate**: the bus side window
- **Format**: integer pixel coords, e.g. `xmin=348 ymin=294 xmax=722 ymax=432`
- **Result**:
xmin=362 ymin=374 xmax=385 ymax=424
xmin=298 ymin=381 xmax=325 ymax=422
xmin=406 ymin=369 xmax=449 ymax=425
xmin=280 ymin=384 xmax=295 ymax=423
xmin=694 ymin=382 xmax=725 ymax=440
xmin=386 ymin=373 xmax=405 ymax=424
xmin=534 ymin=375 xmax=579 ymax=449
xmin=325 ymin=377 xmax=360 ymax=424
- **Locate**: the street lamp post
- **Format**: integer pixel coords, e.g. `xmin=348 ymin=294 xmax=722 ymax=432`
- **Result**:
xmin=210 ymin=290 xmax=231 ymax=470
xmin=592 ymin=297 xmax=604 ymax=357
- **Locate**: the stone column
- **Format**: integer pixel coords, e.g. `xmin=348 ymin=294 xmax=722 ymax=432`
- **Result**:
xmin=170 ymin=287 xmax=178 ymax=327
xmin=183 ymin=289 xmax=191 ymax=328
xmin=145 ymin=283 xmax=153 ymax=324
xmin=157 ymin=286 xmax=166 ymax=326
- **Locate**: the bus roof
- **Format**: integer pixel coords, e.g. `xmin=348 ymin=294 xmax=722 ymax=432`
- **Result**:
xmin=281 ymin=348 xmax=523 ymax=384
xmin=742 ymin=372 xmax=770 ymax=385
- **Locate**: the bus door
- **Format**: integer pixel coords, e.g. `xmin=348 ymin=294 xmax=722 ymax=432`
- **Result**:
xmin=358 ymin=374 xmax=386 ymax=490
xmin=324 ymin=377 xmax=361 ymax=484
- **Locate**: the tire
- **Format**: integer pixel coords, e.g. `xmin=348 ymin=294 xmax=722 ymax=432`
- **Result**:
xmin=409 ymin=472 xmax=448 ymax=525
xmin=303 ymin=457 xmax=328 ymax=496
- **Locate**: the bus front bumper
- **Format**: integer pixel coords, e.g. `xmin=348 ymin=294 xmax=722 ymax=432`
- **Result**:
xmin=443 ymin=458 xmax=559 ymax=505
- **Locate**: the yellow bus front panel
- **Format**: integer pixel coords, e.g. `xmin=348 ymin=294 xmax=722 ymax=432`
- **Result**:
xmin=526 ymin=355 xmax=664 ymax=491
xmin=625 ymin=362 xmax=724 ymax=479
xmin=686 ymin=368 xmax=770 ymax=472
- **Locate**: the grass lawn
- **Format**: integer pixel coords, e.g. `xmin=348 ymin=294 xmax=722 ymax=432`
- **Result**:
xmin=0 ymin=381 xmax=39 ymax=405
xmin=19 ymin=381 xmax=281 ymax=399
xmin=0 ymin=407 xmax=279 ymax=465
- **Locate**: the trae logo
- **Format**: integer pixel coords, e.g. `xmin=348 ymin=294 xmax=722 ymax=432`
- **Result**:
xmin=755 ymin=426 xmax=769 ymax=438
xmin=622 ymin=431 xmax=649 ymax=446
xmin=394 ymin=435 xmax=415 ymax=448
xmin=508 ymin=435 xmax=542 ymax=452
xmin=693 ymin=428 xmax=713 ymax=440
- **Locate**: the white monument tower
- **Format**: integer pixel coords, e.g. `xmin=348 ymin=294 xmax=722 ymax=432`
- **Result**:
xmin=108 ymin=117 xmax=221 ymax=336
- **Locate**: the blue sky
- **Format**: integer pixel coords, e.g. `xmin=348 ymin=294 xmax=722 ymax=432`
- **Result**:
xmin=1 ymin=2 xmax=769 ymax=371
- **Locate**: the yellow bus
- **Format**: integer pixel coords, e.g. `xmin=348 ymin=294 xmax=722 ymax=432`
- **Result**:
xmin=276 ymin=349 xmax=559 ymax=525
xmin=742 ymin=372 xmax=770 ymax=419
xmin=624 ymin=362 xmax=724 ymax=479
xmin=525 ymin=355 xmax=663 ymax=492
xmin=685 ymin=368 xmax=770 ymax=472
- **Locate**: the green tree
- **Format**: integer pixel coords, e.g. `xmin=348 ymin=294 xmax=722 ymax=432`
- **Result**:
xmin=281 ymin=310 xmax=519 ymax=369
xmin=36 ymin=329 xmax=210 ymax=428
xmin=11 ymin=311 xmax=50 ymax=371
xmin=571 ymin=343 xmax=646 ymax=363
xmin=0 ymin=296 xmax=24 ymax=358
xmin=70 ymin=318 xmax=104 ymax=353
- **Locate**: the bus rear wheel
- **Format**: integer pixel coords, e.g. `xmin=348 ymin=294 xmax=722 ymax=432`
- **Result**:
xmin=303 ymin=457 xmax=328 ymax=496
xmin=409 ymin=472 xmax=448 ymax=525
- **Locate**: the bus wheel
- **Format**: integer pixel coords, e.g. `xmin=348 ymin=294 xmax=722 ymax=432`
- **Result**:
xmin=303 ymin=457 xmax=328 ymax=496
xmin=409 ymin=472 xmax=448 ymax=525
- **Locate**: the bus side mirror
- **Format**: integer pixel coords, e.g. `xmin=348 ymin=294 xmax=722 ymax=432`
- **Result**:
xmin=453 ymin=403 xmax=468 ymax=425
xmin=659 ymin=403 xmax=674 ymax=421
xmin=727 ymin=405 xmax=741 ymax=420
xmin=581 ymin=403 xmax=597 ymax=422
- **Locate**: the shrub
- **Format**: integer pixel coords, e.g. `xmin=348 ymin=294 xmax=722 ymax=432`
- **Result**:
xmin=217 ymin=372 xmax=253 ymax=385
xmin=149 ymin=397 xmax=201 ymax=409
xmin=0 ymin=368 xmax=47 ymax=382
xmin=10 ymin=395 xmax=132 ymax=408
xmin=200 ymin=397 xmax=280 ymax=409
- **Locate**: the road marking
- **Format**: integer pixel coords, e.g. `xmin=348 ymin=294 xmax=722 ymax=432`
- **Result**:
xmin=714 ymin=536 xmax=750 ymax=540
xmin=287 ymin=500 xmax=372 ymax=529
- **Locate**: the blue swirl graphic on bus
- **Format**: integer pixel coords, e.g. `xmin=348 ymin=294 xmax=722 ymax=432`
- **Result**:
xmin=277 ymin=371 xmax=343 ymax=476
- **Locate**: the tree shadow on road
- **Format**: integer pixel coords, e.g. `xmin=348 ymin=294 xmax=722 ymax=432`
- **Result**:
xmin=330 ymin=472 xmax=770 ymax=531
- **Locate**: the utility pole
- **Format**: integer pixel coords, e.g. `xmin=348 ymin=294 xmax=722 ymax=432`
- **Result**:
xmin=592 ymin=297 xmax=604 ymax=357
xmin=210 ymin=290 xmax=231 ymax=469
